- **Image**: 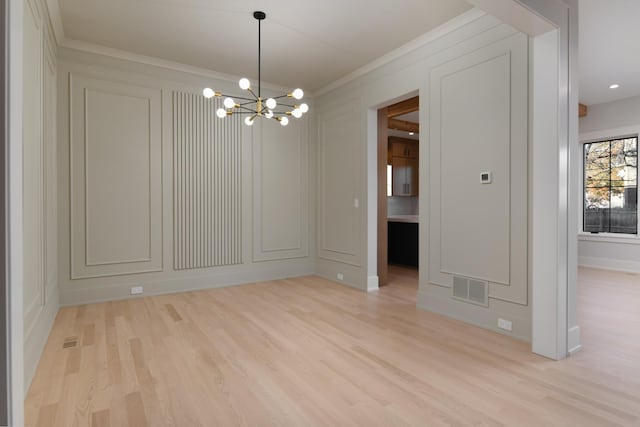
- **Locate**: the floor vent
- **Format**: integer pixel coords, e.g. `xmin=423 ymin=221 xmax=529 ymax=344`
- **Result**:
xmin=63 ymin=336 xmax=78 ymax=348
xmin=452 ymin=276 xmax=488 ymax=306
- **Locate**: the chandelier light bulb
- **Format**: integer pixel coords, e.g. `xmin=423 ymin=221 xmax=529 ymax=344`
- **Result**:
xmin=239 ymin=78 xmax=251 ymax=90
xmin=292 ymin=108 xmax=303 ymax=118
xmin=245 ymin=116 xmax=255 ymax=126
xmin=203 ymin=88 xmax=215 ymax=98
xmin=265 ymin=98 xmax=277 ymax=109
xmin=265 ymin=110 xmax=274 ymax=119
xmin=291 ymin=88 xmax=304 ymax=100
xmin=223 ymin=97 xmax=236 ymax=109
xmin=280 ymin=116 xmax=289 ymax=126
xmin=216 ymin=108 xmax=227 ymax=118
xmin=299 ymin=103 xmax=309 ymax=113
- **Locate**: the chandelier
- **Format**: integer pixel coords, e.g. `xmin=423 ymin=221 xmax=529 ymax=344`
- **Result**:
xmin=202 ymin=11 xmax=308 ymax=127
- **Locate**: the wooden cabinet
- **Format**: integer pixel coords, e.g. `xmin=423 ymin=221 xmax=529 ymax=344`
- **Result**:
xmin=391 ymin=141 xmax=418 ymax=158
xmin=389 ymin=137 xmax=419 ymax=196
xmin=392 ymin=157 xmax=418 ymax=196
xmin=388 ymin=221 xmax=419 ymax=267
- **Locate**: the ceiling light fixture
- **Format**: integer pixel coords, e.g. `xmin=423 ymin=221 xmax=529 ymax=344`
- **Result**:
xmin=609 ymin=84 xmax=620 ymax=89
xmin=202 ymin=11 xmax=308 ymax=127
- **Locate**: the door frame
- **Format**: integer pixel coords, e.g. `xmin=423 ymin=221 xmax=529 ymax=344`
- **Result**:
xmin=5 ymin=0 xmax=25 ymax=424
xmin=1 ymin=1 xmax=8 ymax=423
xmin=467 ymin=0 xmax=580 ymax=360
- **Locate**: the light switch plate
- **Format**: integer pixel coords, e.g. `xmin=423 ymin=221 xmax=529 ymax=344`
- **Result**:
xmin=480 ymin=171 xmax=492 ymax=184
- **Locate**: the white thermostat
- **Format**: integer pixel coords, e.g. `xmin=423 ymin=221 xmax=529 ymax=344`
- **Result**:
xmin=480 ymin=172 xmax=492 ymax=184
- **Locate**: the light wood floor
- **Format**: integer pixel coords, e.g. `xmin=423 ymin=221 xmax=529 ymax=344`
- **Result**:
xmin=25 ymin=267 xmax=640 ymax=426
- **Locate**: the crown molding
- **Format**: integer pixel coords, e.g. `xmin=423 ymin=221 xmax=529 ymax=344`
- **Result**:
xmin=58 ymin=38 xmax=301 ymax=95
xmin=46 ymin=5 xmax=486 ymax=98
xmin=44 ymin=0 xmax=65 ymax=44
xmin=314 ymin=8 xmax=487 ymax=97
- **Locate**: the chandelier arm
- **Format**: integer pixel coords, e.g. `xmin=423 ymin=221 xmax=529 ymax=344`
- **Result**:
xmin=204 ymin=11 xmax=305 ymax=127
xmin=218 ymin=94 xmax=256 ymax=102
xmin=236 ymin=105 xmax=259 ymax=114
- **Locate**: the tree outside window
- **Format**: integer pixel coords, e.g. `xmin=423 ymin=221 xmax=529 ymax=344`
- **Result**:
xmin=584 ymin=137 xmax=638 ymax=234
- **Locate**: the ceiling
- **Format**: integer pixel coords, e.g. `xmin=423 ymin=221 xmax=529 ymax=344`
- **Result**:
xmin=580 ymin=0 xmax=640 ymax=106
xmin=388 ymin=111 xmax=419 ymax=140
xmin=58 ymin=0 xmax=472 ymax=92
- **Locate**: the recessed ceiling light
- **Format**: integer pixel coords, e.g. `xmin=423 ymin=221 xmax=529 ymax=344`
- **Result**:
xmin=409 ymin=132 xmax=414 ymax=135
xmin=609 ymin=84 xmax=620 ymax=89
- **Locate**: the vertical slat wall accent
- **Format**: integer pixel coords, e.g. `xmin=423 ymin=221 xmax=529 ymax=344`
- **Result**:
xmin=173 ymin=91 xmax=242 ymax=270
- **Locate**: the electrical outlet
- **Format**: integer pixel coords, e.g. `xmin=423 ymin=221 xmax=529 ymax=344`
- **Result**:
xmin=337 ymin=273 xmax=344 ymax=280
xmin=497 ymin=318 xmax=512 ymax=331
xmin=130 ymin=286 xmax=143 ymax=295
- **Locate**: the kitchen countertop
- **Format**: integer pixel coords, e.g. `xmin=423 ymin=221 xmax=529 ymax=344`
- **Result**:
xmin=387 ymin=215 xmax=419 ymax=223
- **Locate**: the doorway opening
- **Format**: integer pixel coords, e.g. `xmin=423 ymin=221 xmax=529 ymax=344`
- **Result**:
xmin=377 ymin=96 xmax=420 ymax=300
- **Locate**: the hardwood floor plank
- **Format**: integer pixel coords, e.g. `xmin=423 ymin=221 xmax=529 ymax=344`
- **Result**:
xmin=91 ymin=409 xmax=110 ymax=427
xmin=25 ymin=266 xmax=640 ymax=426
xmin=82 ymin=324 xmax=95 ymax=346
xmin=164 ymin=304 xmax=182 ymax=322
xmin=35 ymin=403 xmax=57 ymax=427
xmin=125 ymin=392 xmax=148 ymax=427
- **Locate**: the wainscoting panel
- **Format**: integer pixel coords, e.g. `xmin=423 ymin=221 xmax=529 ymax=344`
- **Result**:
xmin=70 ymin=74 xmax=163 ymax=278
xmin=252 ymin=118 xmax=309 ymax=262
xmin=173 ymin=92 xmax=243 ymax=270
xmin=317 ymin=102 xmax=362 ymax=266
xmin=429 ymin=33 xmax=528 ymax=305
xmin=23 ymin=0 xmax=45 ymax=333
xmin=24 ymin=0 xmax=61 ymax=390
xmin=44 ymin=30 xmax=58 ymax=296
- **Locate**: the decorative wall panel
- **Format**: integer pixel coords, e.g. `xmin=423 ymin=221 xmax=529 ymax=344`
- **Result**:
xmin=70 ymin=74 xmax=163 ymax=278
xmin=252 ymin=118 xmax=308 ymax=262
xmin=173 ymin=92 xmax=242 ymax=270
xmin=429 ymin=33 xmax=528 ymax=305
xmin=23 ymin=0 xmax=45 ymax=328
xmin=317 ymin=102 xmax=361 ymax=266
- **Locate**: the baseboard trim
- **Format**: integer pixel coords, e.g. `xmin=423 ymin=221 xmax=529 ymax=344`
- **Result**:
xmin=417 ymin=289 xmax=531 ymax=342
xmin=60 ymin=262 xmax=315 ymax=306
xmin=24 ymin=285 xmax=60 ymax=393
xmin=315 ymin=273 xmax=364 ymax=291
xmin=579 ymin=256 xmax=640 ymax=274
xmin=367 ymin=275 xmax=379 ymax=292
xmin=568 ymin=325 xmax=581 ymax=355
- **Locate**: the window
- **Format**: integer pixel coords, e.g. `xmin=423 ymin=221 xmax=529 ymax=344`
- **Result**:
xmin=584 ymin=137 xmax=638 ymax=234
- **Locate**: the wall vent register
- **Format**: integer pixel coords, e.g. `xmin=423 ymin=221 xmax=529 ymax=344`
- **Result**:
xmin=452 ymin=275 xmax=488 ymax=307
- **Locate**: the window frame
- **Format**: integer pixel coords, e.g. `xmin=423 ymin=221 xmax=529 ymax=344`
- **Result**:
xmin=579 ymin=125 xmax=640 ymax=243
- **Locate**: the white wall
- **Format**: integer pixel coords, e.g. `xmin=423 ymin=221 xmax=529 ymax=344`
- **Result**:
xmin=387 ymin=196 xmax=419 ymax=216
xmin=578 ymin=95 xmax=640 ymax=273
xmin=315 ymin=12 xmax=533 ymax=340
xmin=580 ymin=95 xmax=640 ymax=133
xmin=22 ymin=0 xmax=59 ymax=389
xmin=57 ymin=47 xmax=315 ymax=306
